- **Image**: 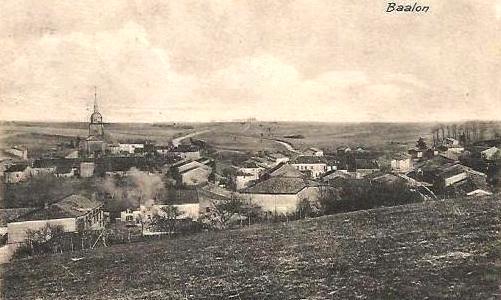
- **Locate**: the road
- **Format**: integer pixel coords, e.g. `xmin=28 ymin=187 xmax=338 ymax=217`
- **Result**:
xmin=171 ymin=130 xmax=212 ymax=147
xmin=270 ymin=139 xmax=301 ymax=153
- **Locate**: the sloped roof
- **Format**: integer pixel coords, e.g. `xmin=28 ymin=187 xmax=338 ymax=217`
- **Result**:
xmin=178 ymin=161 xmax=204 ymax=173
xmin=5 ymin=164 xmax=28 ymax=172
xmin=179 ymin=164 xmax=211 ymax=175
xmin=241 ymin=177 xmax=310 ymax=195
xmin=55 ymin=164 xmax=74 ymax=174
xmin=268 ymin=164 xmax=305 ymax=178
xmin=291 ymin=156 xmax=326 ymax=164
xmin=16 ymin=195 xmax=102 ymax=222
xmin=372 ymin=173 xmax=404 ymax=185
xmin=197 ymin=183 xmax=233 ymax=201
xmin=171 ymin=144 xmax=200 ymax=153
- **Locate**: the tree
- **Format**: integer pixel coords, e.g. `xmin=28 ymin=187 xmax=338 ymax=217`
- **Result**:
xmin=151 ymin=205 xmax=181 ymax=234
xmin=24 ymin=224 xmax=65 ymax=256
xmin=416 ymin=137 xmax=427 ymax=150
xmin=201 ymin=194 xmax=262 ymax=229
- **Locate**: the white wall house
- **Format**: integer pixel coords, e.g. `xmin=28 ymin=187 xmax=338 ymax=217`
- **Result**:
xmin=7 ymin=195 xmax=104 ymax=244
xmin=391 ymin=155 xmax=413 ymax=173
xmin=290 ymin=156 xmax=328 ymax=178
xmin=241 ymin=177 xmax=319 ymax=214
xmin=118 ymin=143 xmax=144 ymax=154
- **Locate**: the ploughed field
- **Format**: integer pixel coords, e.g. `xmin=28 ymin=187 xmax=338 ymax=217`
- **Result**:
xmin=3 ymin=196 xmax=501 ymax=299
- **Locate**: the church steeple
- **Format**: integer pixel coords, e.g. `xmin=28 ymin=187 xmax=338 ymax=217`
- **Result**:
xmin=89 ymin=87 xmax=104 ymax=137
xmin=93 ymin=86 xmax=98 ymax=113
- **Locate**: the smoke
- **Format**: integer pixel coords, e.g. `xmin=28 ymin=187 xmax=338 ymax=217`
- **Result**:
xmin=128 ymin=167 xmax=163 ymax=206
xmin=97 ymin=168 xmax=165 ymax=211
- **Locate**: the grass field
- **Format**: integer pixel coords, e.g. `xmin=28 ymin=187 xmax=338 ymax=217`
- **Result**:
xmin=0 ymin=122 xmax=203 ymax=157
xmin=3 ymin=196 xmax=501 ymax=299
xmin=3 ymin=121 xmax=501 ymax=157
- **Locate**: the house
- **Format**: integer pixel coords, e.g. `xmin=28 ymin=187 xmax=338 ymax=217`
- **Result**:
xmin=173 ymin=159 xmax=213 ymax=186
xmin=391 ymin=154 xmax=413 ymax=173
xmin=179 ymin=165 xmax=212 ymax=186
xmin=321 ymin=170 xmax=354 ymax=182
xmin=265 ymin=152 xmax=290 ymax=165
xmin=267 ymin=163 xmax=305 ymax=178
xmin=80 ymin=162 xmax=95 ymax=178
xmin=4 ymin=164 xmax=30 ymax=183
xmin=7 ymin=195 xmax=104 ymax=244
xmin=30 ymin=158 xmax=77 ymax=178
xmin=55 ymin=165 xmax=76 ymax=178
xmin=5 ymin=146 xmax=28 ymax=160
xmin=250 ymin=156 xmax=275 ymax=169
xmin=350 ymin=159 xmax=380 ymax=178
xmin=444 ymin=138 xmax=460 ymax=148
xmin=121 ymin=203 xmax=200 ymax=227
xmin=155 ymin=145 xmax=172 ymax=156
xmin=241 ymin=177 xmax=319 ymax=214
xmin=29 ymin=159 xmax=56 ymax=177
xmin=169 ymin=145 xmax=201 ymax=160
xmin=303 ymin=147 xmax=323 ymax=157
xmin=197 ymin=183 xmax=235 ymax=215
xmin=408 ymin=148 xmax=424 ymax=159
xmin=434 ymin=164 xmax=488 ymax=194
xmin=481 ymin=146 xmax=500 ymax=161
xmin=64 ymin=150 xmax=79 ymax=159
xmin=118 ymin=142 xmax=145 ymax=155
xmin=234 ymin=161 xmax=265 ymax=190
xmin=371 ymin=173 xmax=406 ymax=187
xmin=466 ymin=189 xmax=493 ymax=197
xmin=107 ymin=144 xmax=121 ymax=155
xmin=290 ymin=156 xmax=329 ymax=178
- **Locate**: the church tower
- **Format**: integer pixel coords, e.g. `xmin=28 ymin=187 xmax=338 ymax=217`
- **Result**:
xmin=89 ymin=87 xmax=105 ymax=137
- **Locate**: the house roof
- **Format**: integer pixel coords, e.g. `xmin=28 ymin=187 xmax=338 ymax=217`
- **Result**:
xmin=372 ymin=173 xmax=404 ymax=185
xmin=197 ymin=183 xmax=233 ymax=201
xmin=241 ymin=177 xmax=311 ymax=195
xmin=322 ymin=170 xmax=353 ymax=180
xmin=179 ymin=164 xmax=211 ymax=175
xmin=291 ymin=156 xmax=326 ymax=164
xmin=15 ymin=194 xmax=102 ymax=222
xmin=268 ymin=164 xmax=305 ymax=178
xmin=392 ymin=153 xmax=411 ymax=160
xmin=55 ymin=165 xmax=74 ymax=174
xmin=239 ymin=160 xmax=261 ymax=169
xmin=170 ymin=144 xmax=200 ymax=153
xmin=5 ymin=164 xmax=28 ymax=172
xmin=439 ymin=164 xmax=469 ymax=179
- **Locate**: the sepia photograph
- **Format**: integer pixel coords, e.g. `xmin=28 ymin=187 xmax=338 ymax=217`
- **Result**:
xmin=0 ymin=0 xmax=501 ymax=299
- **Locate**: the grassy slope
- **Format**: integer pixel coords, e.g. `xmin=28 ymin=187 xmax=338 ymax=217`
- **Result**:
xmin=3 ymin=197 xmax=501 ymax=299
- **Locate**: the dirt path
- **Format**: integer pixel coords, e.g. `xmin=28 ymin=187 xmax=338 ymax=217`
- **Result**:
xmin=269 ymin=139 xmax=300 ymax=153
xmin=171 ymin=129 xmax=212 ymax=147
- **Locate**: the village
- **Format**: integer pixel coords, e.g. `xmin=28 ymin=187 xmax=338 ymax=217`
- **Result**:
xmin=0 ymin=94 xmax=500 ymax=262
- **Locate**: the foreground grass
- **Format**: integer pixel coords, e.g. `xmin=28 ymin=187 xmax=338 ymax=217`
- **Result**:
xmin=3 ymin=197 xmax=501 ymax=299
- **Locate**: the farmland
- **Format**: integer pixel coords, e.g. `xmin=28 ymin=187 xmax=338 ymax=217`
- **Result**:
xmin=0 ymin=122 xmax=204 ymax=157
xmin=3 ymin=196 xmax=501 ymax=299
xmin=4 ymin=121 xmax=501 ymax=157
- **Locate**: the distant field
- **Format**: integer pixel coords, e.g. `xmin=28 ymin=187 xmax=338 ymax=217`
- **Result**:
xmin=196 ymin=122 xmax=438 ymax=154
xmin=0 ymin=122 xmax=205 ymax=156
xmin=2 ymin=121 xmax=501 ymax=157
xmin=3 ymin=196 xmax=501 ymax=299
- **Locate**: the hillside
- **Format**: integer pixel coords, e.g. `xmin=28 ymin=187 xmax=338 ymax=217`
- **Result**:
xmin=2 ymin=196 xmax=501 ymax=299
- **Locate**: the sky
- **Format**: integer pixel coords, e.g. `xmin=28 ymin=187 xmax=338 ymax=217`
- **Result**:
xmin=0 ymin=0 xmax=500 ymax=123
